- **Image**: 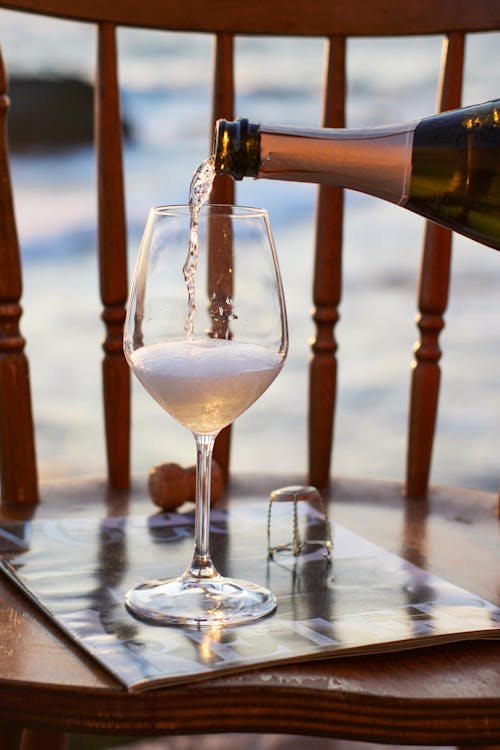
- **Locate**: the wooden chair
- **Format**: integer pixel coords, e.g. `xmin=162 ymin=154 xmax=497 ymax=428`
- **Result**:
xmin=0 ymin=1 xmax=499 ymax=748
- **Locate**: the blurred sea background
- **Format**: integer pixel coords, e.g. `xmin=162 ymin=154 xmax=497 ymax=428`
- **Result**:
xmin=1 ymin=9 xmax=500 ymax=492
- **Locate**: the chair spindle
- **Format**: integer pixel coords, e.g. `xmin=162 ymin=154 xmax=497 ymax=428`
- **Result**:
xmin=406 ymin=31 xmax=465 ymax=499
xmin=210 ymin=32 xmax=235 ymax=485
xmin=0 ymin=48 xmax=38 ymax=505
xmin=309 ymin=34 xmax=346 ymax=488
xmin=95 ymin=23 xmax=130 ymax=490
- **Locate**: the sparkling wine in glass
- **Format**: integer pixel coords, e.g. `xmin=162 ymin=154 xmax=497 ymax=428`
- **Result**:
xmin=123 ymin=200 xmax=288 ymax=627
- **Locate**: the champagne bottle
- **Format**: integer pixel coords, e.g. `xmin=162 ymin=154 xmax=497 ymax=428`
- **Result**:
xmin=213 ymin=100 xmax=500 ymax=251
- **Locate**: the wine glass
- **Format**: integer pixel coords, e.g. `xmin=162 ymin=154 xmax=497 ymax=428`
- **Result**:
xmin=124 ymin=203 xmax=288 ymax=627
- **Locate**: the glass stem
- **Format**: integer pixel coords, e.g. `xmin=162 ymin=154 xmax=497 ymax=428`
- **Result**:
xmin=188 ymin=433 xmax=218 ymax=579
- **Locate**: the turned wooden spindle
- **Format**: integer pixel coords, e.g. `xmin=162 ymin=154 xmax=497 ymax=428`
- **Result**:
xmin=405 ymin=31 xmax=464 ymax=499
xmin=209 ymin=31 xmax=235 ymax=486
xmin=0 ymin=48 xmax=38 ymax=504
xmin=95 ymin=23 xmax=130 ymax=490
xmin=309 ymin=35 xmax=345 ymax=489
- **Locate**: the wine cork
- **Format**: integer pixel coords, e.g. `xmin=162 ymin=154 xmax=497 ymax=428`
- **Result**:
xmin=148 ymin=460 xmax=224 ymax=511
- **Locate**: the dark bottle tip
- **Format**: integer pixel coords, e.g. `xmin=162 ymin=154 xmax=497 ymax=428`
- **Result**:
xmin=214 ymin=117 xmax=260 ymax=180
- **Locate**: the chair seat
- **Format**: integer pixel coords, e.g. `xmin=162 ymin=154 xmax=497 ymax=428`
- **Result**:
xmin=0 ymin=474 xmax=498 ymax=744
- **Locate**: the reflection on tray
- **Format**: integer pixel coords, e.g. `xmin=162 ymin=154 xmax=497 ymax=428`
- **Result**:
xmin=1 ymin=503 xmax=499 ymax=692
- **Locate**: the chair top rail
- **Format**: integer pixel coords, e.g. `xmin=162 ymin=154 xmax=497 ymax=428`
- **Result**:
xmin=0 ymin=0 xmax=499 ymax=36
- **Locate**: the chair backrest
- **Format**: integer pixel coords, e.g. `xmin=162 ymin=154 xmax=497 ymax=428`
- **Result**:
xmin=1 ymin=0 xmax=499 ymax=506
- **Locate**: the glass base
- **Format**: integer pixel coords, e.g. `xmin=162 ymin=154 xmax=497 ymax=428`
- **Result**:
xmin=125 ymin=573 xmax=277 ymax=628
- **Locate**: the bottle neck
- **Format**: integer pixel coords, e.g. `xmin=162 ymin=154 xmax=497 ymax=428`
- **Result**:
xmin=257 ymin=122 xmax=417 ymax=204
xmin=214 ymin=118 xmax=261 ymax=179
